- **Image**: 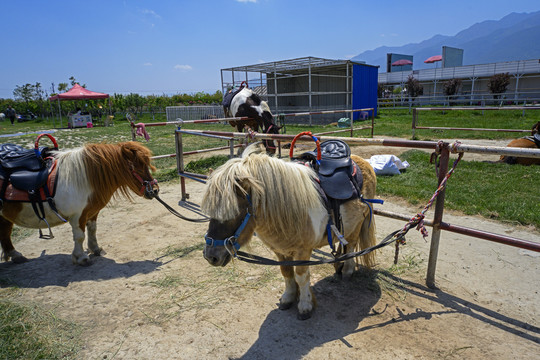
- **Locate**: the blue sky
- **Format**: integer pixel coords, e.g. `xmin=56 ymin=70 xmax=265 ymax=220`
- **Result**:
xmin=1 ymin=0 xmax=539 ymax=99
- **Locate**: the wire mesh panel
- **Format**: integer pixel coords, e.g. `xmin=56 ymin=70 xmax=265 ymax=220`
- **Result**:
xmin=166 ymin=106 xmax=225 ymax=121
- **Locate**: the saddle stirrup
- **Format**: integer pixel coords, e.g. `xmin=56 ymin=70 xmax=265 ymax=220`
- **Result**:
xmin=38 ymin=218 xmax=54 ymax=239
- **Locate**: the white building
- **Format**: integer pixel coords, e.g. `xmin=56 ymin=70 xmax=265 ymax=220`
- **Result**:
xmin=378 ymin=58 xmax=540 ymax=104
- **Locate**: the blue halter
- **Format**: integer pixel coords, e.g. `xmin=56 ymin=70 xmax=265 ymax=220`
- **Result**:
xmin=204 ymin=194 xmax=252 ymax=256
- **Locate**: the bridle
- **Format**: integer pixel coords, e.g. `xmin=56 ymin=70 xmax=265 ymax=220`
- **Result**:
xmin=131 ymin=168 xmax=159 ymax=198
xmin=204 ymin=194 xmax=252 ymax=256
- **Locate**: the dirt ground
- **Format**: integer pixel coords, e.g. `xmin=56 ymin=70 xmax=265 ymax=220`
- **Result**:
xmin=1 ymin=142 xmax=539 ymax=360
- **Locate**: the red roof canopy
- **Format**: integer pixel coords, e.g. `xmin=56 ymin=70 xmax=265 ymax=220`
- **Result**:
xmin=424 ymin=55 xmax=442 ymax=64
xmin=49 ymin=84 xmax=109 ymax=101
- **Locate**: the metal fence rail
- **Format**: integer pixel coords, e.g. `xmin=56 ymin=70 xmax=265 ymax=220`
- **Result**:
xmin=174 ymin=130 xmax=540 ymax=288
xmin=411 ymin=106 xmax=540 ymax=137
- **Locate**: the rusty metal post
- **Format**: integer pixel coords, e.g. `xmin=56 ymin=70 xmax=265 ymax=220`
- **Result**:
xmin=175 ymin=130 xmax=188 ymax=201
xmin=371 ymin=111 xmax=375 ymax=138
xmin=426 ymin=145 xmax=450 ymax=288
xmin=350 ymin=109 xmax=354 ymax=137
xmin=229 ymin=139 xmax=234 ymax=158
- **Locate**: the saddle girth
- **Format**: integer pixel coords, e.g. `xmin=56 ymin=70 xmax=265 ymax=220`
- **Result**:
xmin=296 ymin=140 xmax=365 ymax=253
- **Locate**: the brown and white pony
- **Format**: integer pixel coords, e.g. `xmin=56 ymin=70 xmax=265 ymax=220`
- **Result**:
xmin=201 ymin=144 xmax=377 ymax=320
xmin=224 ymin=87 xmax=281 ymax=153
xmin=500 ymin=121 xmax=540 ymax=165
xmin=0 ymin=142 xmax=159 ymax=265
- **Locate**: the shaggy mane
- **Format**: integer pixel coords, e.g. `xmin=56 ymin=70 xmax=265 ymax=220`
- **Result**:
xmin=54 ymin=142 xmax=155 ymax=207
xmin=202 ymin=145 xmax=323 ymax=239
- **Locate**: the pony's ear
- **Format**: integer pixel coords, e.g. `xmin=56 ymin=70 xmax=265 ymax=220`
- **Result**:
xmin=120 ymin=142 xmax=156 ymax=171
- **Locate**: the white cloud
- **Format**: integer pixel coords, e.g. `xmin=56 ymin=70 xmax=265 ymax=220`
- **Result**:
xmin=379 ymin=33 xmax=398 ymax=37
xmin=141 ymin=9 xmax=161 ymax=19
xmin=174 ymin=64 xmax=193 ymax=71
xmin=143 ymin=62 xmax=152 ymax=66
xmin=236 ymin=0 xmax=257 ymax=3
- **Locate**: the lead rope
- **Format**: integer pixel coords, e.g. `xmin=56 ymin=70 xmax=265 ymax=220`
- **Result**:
xmin=393 ymin=141 xmax=463 ymax=264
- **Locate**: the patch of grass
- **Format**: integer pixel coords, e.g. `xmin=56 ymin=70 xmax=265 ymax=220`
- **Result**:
xmin=0 ymin=290 xmax=81 ymax=359
xmin=10 ymin=225 xmax=36 ymax=245
xmin=185 ymin=155 xmax=229 ymax=174
xmin=377 ymin=150 xmax=540 ymax=228
xmin=158 ymin=243 xmax=205 ymax=260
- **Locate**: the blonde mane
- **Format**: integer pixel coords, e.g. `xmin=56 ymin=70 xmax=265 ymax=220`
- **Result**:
xmin=202 ymin=145 xmax=323 ymax=239
xmin=55 ymin=142 xmax=155 ymax=207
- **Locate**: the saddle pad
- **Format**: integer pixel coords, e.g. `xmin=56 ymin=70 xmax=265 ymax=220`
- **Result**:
xmin=318 ymin=162 xmax=363 ymax=200
xmin=0 ymin=160 xmax=58 ymax=202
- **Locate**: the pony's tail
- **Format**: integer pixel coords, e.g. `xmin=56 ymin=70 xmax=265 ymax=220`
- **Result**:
xmin=357 ymin=216 xmax=377 ymax=269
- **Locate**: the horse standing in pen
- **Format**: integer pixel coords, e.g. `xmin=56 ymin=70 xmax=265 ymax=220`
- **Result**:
xmin=223 ymin=85 xmax=281 ymax=153
xmin=0 ymin=140 xmax=159 ymax=265
xmin=201 ymin=143 xmax=377 ymax=319
xmin=500 ymin=121 xmax=540 ymax=165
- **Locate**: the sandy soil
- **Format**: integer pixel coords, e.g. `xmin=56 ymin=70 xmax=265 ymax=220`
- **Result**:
xmin=1 ymin=143 xmax=539 ymax=360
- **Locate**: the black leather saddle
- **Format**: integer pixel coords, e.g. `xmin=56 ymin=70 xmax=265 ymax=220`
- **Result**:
xmin=299 ymin=140 xmax=363 ymax=200
xmin=0 ymin=144 xmax=52 ymax=191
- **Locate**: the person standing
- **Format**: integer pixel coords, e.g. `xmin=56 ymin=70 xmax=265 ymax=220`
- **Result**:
xmin=6 ymin=105 xmax=16 ymax=125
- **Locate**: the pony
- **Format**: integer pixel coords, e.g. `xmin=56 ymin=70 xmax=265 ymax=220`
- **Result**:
xmin=201 ymin=144 xmax=377 ymax=320
xmin=223 ymin=87 xmax=281 ymax=153
xmin=500 ymin=121 xmax=540 ymax=165
xmin=0 ymin=141 xmax=159 ymax=265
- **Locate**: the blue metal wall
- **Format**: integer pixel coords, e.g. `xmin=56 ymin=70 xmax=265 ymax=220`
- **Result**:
xmin=352 ymin=64 xmax=378 ymax=120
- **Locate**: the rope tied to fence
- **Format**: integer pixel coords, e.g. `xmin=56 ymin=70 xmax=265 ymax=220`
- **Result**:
xmin=393 ymin=140 xmax=463 ymax=263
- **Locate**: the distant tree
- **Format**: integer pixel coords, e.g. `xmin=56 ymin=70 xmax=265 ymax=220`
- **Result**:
xmin=406 ymin=75 xmax=423 ymax=99
xmin=488 ymin=73 xmax=511 ymax=99
xmin=58 ymin=83 xmax=69 ymax=93
xmin=13 ymin=84 xmax=35 ymax=109
xmin=125 ymin=93 xmax=145 ymax=115
xmin=68 ymin=76 xmax=86 ymax=88
xmin=443 ymin=78 xmax=462 ymax=105
xmin=443 ymin=78 xmax=462 ymax=96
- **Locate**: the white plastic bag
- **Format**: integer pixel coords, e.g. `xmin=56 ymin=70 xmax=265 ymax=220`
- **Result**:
xmin=368 ymin=155 xmax=410 ymax=175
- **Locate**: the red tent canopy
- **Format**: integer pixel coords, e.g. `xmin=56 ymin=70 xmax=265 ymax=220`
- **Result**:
xmin=49 ymin=84 xmax=109 ymax=101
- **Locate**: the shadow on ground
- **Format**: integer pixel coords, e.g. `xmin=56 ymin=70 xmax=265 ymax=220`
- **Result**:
xmin=0 ymin=252 xmax=162 ymax=288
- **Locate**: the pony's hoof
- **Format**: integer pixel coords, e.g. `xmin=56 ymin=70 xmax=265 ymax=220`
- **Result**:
xmin=334 ymin=262 xmax=344 ymax=275
xmin=72 ymin=254 xmax=92 ymax=266
xmin=341 ymin=272 xmax=353 ymax=281
xmin=297 ymin=310 xmax=313 ymax=320
xmin=79 ymin=257 xmax=92 ymax=266
xmin=7 ymin=251 xmax=28 ymax=264
xmin=91 ymin=248 xmax=105 ymax=256
xmin=12 ymin=255 xmax=28 ymax=264
xmin=278 ymin=301 xmax=294 ymax=310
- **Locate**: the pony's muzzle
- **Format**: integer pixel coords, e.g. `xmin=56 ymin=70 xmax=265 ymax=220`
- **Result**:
xmin=143 ymin=181 xmax=159 ymax=199
xmin=203 ymin=246 xmax=231 ymax=267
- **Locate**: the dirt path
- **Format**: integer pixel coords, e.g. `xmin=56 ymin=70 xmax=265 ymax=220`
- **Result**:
xmin=1 ymin=144 xmax=539 ymax=360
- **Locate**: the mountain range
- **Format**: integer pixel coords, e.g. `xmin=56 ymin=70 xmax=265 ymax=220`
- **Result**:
xmin=352 ymin=10 xmax=540 ymax=72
